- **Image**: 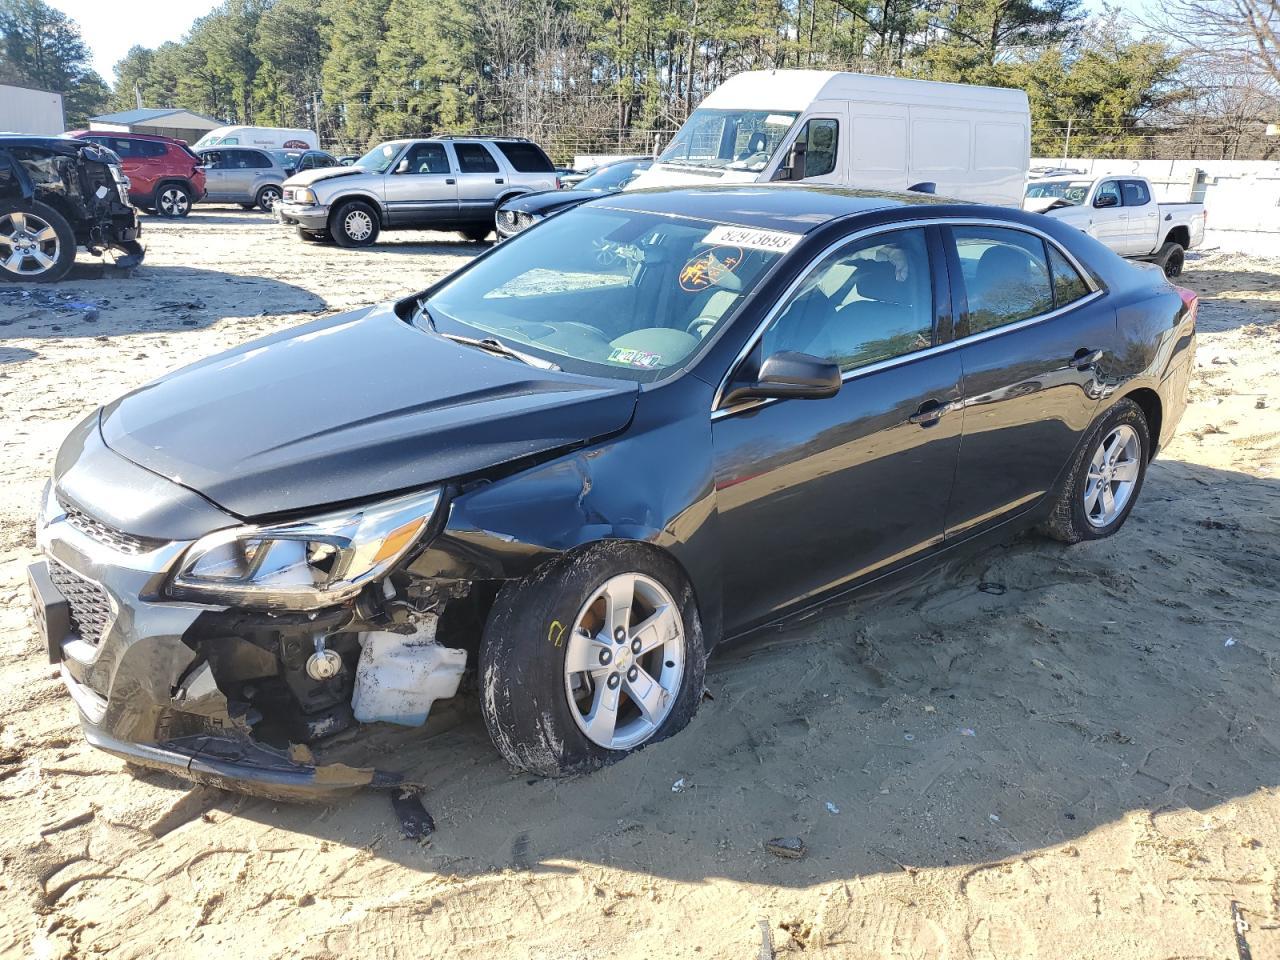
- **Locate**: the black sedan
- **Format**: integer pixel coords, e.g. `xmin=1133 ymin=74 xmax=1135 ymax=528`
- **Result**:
xmin=29 ymin=186 xmax=1196 ymax=798
xmin=495 ymin=156 xmax=651 ymax=239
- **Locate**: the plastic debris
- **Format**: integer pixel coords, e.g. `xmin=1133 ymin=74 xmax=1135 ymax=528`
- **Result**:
xmin=978 ymin=581 xmax=1007 ymax=595
xmin=1224 ymin=637 xmax=1237 ymax=647
xmin=825 ymin=802 xmax=840 ymax=815
xmin=391 ymin=789 xmax=435 ymax=839
xmin=764 ymin=837 xmax=807 ymax=860
xmin=960 ymin=728 xmax=976 ymax=737
xmin=671 ymin=778 xmax=685 ymax=793
xmin=903 ymin=733 xmax=915 ymax=742
xmin=757 ymin=918 xmax=775 ymax=960
xmin=989 ymin=813 xmax=1001 ymax=822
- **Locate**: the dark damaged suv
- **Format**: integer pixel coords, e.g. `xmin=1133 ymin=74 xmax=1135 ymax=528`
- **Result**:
xmin=29 ymin=186 xmax=1194 ymax=800
xmin=1 ymin=136 xmax=143 ymax=282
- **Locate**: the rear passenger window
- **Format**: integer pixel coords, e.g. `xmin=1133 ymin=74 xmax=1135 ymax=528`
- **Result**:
xmin=1121 ymin=180 xmax=1150 ymax=206
xmin=1048 ymin=245 xmax=1090 ymax=307
xmin=794 ymin=118 xmax=838 ymax=178
xmin=952 ymin=226 xmax=1054 ymax=335
xmin=495 ymin=142 xmax=555 ymax=173
xmin=238 ymin=150 xmax=272 ymax=169
xmin=761 ymin=228 xmax=933 ymax=372
xmin=455 ymin=143 xmax=499 ymax=173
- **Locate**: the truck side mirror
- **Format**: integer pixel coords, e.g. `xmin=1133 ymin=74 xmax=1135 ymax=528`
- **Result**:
xmin=1093 ymin=193 xmax=1118 ymax=208
xmin=774 ymin=141 xmax=807 ymax=182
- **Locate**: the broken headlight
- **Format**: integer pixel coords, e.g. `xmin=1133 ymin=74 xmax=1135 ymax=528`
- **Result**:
xmin=168 ymin=488 xmax=441 ymax=610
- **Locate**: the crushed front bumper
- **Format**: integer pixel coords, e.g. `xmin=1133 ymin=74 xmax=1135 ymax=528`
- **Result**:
xmin=30 ymin=472 xmax=401 ymax=801
xmin=277 ymin=201 xmax=329 ymax=231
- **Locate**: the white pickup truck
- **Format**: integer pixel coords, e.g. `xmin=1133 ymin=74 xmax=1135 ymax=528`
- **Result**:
xmin=1023 ymin=174 xmax=1205 ymax=277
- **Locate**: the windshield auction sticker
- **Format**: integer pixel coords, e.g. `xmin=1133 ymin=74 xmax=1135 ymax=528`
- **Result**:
xmin=702 ymin=225 xmax=802 ymax=254
xmin=679 ymin=246 xmax=744 ymax=292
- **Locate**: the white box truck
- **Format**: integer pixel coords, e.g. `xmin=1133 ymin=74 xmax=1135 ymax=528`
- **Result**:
xmin=630 ymin=70 xmax=1030 ymax=206
xmin=0 ymin=84 xmax=65 ymax=136
xmin=193 ymin=126 xmax=318 ymax=150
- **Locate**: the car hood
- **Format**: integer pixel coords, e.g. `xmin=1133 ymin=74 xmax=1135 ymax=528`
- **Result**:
xmin=501 ymin=188 xmax=606 ymax=216
xmin=284 ymin=166 xmax=369 ymax=187
xmin=99 ymin=304 xmax=639 ymax=518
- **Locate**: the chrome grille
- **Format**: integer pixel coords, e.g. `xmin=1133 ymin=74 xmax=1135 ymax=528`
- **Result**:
xmin=47 ymin=562 xmax=113 ymax=646
xmin=58 ymin=496 xmax=159 ymax=555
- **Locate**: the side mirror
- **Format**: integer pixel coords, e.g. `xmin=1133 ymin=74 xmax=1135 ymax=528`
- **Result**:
xmin=1093 ymin=193 xmax=1118 ymax=208
xmin=721 ymin=351 xmax=841 ymax=407
xmin=773 ymin=141 xmax=807 ymax=182
xmin=395 ymin=158 xmax=410 ymax=174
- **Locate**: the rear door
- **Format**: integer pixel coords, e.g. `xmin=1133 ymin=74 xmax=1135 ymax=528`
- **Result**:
xmin=711 ymin=226 xmax=964 ymax=630
xmin=1121 ymin=179 xmax=1158 ymax=254
xmin=941 ymin=223 xmax=1115 ymax=538
xmin=382 ymin=142 xmax=458 ymax=226
xmin=450 ymin=142 xmax=506 ymax=224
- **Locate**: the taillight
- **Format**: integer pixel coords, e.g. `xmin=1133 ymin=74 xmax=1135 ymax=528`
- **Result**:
xmin=1174 ymin=285 xmax=1197 ymax=327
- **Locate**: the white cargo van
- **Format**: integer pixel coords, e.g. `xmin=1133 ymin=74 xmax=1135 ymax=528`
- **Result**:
xmin=629 ymin=70 xmax=1030 ymax=206
xmin=193 ymin=126 xmax=318 ymax=151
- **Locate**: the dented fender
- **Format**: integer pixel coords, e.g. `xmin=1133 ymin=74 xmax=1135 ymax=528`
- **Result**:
xmin=407 ymin=373 xmax=727 ymax=644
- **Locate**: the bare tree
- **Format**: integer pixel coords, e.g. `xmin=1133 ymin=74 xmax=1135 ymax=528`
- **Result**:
xmin=1157 ymin=0 xmax=1280 ymax=85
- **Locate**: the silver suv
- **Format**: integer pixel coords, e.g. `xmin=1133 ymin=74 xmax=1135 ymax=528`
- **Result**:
xmin=277 ymin=136 xmax=558 ymax=246
xmin=194 ymin=147 xmax=290 ymax=212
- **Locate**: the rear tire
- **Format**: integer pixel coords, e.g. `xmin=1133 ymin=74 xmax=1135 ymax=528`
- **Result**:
xmin=239 ymin=203 xmax=256 ymax=210
xmin=480 ymin=543 xmax=706 ymax=777
xmin=155 ymin=182 xmax=192 ymax=218
xmin=459 ymin=226 xmax=491 ymax=243
xmin=0 ymin=200 xmax=76 ymax=283
xmin=331 ymin=200 xmax=379 ymax=247
xmin=1039 ymin=398 xmax=1150 ymax=544
xmin=1161 ymin=242 xmax=1185 ymax=278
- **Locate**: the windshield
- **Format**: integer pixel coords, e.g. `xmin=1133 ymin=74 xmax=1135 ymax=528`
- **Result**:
xmin=1025 ymin=180 xmax=1093 ymax=204
xmin=658 ymin=108 xmax=799 ymax=172
xmin=578 ymin=160 xmax=649 ymax=191
xmin=355 ymin=141 xmax=408 ymax=174
xmin=422 ymin=206 xmax=794 ymax=381
xmin=270 ymin=149 xmax=301 ymax=167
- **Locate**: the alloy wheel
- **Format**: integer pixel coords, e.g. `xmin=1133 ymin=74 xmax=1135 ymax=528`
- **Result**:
xmin=1083 ymin=423 xmax=1141 ymax=527
xmin=343 ymin=209 xmax=373 ymax=242
xmin=158 ymin=187 xmax=190 ymax=217
xmin=563 ymin=573 xmax=685 ymax=750
xmin=0 ymin=211 xmax=60 ymax=277
xmin=259 ymin=188 xmax=281 ymax=211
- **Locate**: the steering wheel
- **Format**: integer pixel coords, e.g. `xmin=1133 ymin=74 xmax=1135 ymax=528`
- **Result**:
xmin=685 ymin=316 xmax=718 ymax=339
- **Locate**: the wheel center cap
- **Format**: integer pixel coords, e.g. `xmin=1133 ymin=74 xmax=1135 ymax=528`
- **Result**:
xmin=615 ymin=645 xmax=631 ymax=669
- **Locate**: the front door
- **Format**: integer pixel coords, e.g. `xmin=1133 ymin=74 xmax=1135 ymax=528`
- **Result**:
xmin=942 ymin=223 xmax=1115 ymax=537
xmin=450 ymin=142 xmax=506 ymax=224
xmin=1121 ymin=179 xmax=1158 ymax=255
xmin=383 ymin=142 xmax=458 ymax=226
xmin=712 ymin=226 xmax=963 ymax=631
xmin=200 ymin=151 xmax=230 ymax=201
xmin=1090 ymin=179 xmax=1127 ymax=249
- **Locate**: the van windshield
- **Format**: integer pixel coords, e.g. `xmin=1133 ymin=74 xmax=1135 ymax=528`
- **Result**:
xmin=658 ymin=108 xmax=798 ymax=172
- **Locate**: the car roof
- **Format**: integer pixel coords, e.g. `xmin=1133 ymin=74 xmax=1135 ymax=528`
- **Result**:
xmin=0 ymin=135 xmax=88 ymax=154
xmin=594 ymin=184 xmax=960 ymax=233
xmin=73 ymin=130 xmax=184 ymax=144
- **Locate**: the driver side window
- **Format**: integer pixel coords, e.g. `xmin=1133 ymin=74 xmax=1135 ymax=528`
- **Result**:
xmin=1094 ymin=181 xmax=1121 ymax=207
xmin=761 ymin=228 xmax=934 ymax=373
xmin=402 ymin=143 xmax=450 ymax=174
xmin=794 ymin=118 xmax=838 ymax=179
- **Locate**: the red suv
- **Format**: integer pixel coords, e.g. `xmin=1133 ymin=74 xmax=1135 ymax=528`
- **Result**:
xmin=69 ymin=131 xmax=206 ymax=218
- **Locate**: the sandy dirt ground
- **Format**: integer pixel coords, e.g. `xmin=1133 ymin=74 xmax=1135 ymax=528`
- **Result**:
xmin=0 ymin=210 xmax=1277 ymax=960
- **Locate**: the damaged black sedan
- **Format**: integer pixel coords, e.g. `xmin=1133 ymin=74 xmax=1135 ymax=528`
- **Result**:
xmin=29 ymin=186 xmax=1195 ymax=799
xmin=1 ymin=136 xmax=143 ymax=282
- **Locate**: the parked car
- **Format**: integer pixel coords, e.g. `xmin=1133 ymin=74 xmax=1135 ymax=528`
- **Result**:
xmin=194 ymin=146 xmax=290 ymax=211
xmin=28 ymin=185 xmax=1196 ymax=797
xmin=630 ymin=70 xmax=1030 ymax=205
xmin=1024 ymin=174 xmax=1205 ymax=277
xmin=69 ymin=130 xmax=206 ymax=218
xmin=276 ymin=136 xmax=558 ymax=246
xmin=193 ymin=125 xmax=318 ymax=151
xmin=337 ymin=155 xmax=359 ymax=166
xmin=0 ymin=135 xmax=143 ymax=282
xmin=270 ymin=149 xmax=340 ymax=178
xmin=495 ymin=156 xmax=652 ymax=239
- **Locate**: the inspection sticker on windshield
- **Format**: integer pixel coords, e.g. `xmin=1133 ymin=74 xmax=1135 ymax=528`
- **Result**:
xmin=608 ymin=347 xmax=662 ymax=369
xmin=702 ymin=224 xmax=801 ymax=254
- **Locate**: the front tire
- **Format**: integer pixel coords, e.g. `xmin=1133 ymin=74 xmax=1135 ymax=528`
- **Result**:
xmin=156 ymin=182 xmax=192 ymax=218
xmin=480 ymin=543 xmax=706 ymax=777
xmin=331 ymin=200 xmax=379 ymax=247
xmin=1040 ymin=398 xmax=1150 ymax=543
xmin=296 ymin=226 xmax=331 ymax=243
xmin=0 ymin=201 xmax=76 ymax=283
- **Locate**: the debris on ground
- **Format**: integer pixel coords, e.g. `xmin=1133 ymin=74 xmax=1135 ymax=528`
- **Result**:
xmin=391 ymin=789 xmax=435 ymax=839
xmin=825 ymin=802 xmax=840 ymax=815
xmin=978 ymin=581 xmax=1007 ymax=595
xmin=764 ymin=837 xmax=807 ymax=860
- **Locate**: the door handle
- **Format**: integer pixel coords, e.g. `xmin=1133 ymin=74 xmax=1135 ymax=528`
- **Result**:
xmin=495 ymin=177 xmax=504 ymax=184
xmin=908 ymin=398 xmax=957 ymax=426
xmin=445 ymin=178 xmax=456 ymax=185
xmin=1069 ymin=348 xmax=1103 ymax=370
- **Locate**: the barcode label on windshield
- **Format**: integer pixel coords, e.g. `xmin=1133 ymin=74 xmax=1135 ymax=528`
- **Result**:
xmin=702 ymin=225 xmax=802 ymax=254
